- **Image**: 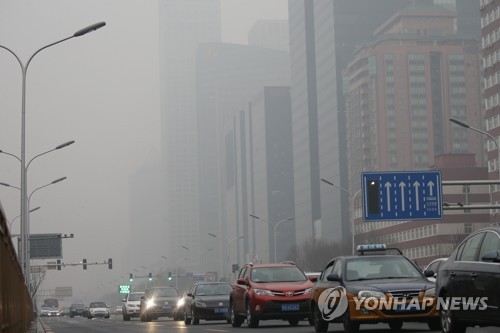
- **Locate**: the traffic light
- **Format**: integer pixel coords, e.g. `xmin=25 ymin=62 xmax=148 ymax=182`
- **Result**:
xmin=168 ymin=272 xmax=172 ymax=281
xmin=83 ymin=258 xmax=87 ymax=270
xmin=366 ymin=179 xmax=380 ymax=214
xmin=108 ymin=258 xmax=113 ymax=269
xmin=57 ymin=259 xmax=61 ymax=271
xmin=232 ymin=264 xmax=239 ymax=273
xmin=148 ymin=272 xmax=152 ymax=281
xmin=129 ymin=273 xmax=133 ymax=282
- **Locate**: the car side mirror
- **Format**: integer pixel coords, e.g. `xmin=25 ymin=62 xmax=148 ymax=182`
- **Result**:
xmin=187 ymin=293 xmax=194 ymax=298
xmin=423 ymin=269 xmax=435 ymax=278
xmin=237 ymin=278 xmax=247 ymax=286
xmin=326 ymin=273 xmax=340 ymax=282
xmin=309 ymin=276 xmax=318 ymax=282
xmin=122 ymin=298 xmax=126 ymax=302
xmin=481 ymin=251 xmax=500 ymax=263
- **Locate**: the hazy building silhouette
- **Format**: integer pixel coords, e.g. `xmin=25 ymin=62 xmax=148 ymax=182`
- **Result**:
xmin=158 ymin=0 xmax=221 ymax=272
xmin=196 ymin=43 xmax=290 ymax=275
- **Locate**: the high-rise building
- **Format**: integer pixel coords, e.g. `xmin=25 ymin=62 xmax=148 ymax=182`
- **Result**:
xmin=481 ymin=0 xmax=500 ymax=216
xmin=346 ymin=2 xmax=486 ymax=266
xmin=288 ymin=0 xmax=413 ymax=247
xmin=196 ymin=43 xmax=290 ymax=275
xmin=248 ymin=20 xmax=290 ymax=51
xmin=158 ymin=0 xmax=221 ymax=269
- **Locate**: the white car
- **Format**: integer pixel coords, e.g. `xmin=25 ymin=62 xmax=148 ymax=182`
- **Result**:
xmin=40 ymin=306 xmax=59 ymax=317
xmin=87 ymin=302 xmax=110 ymax=319
xmin=122 ymin=292 xmax=144 ymax=321
xmin=424 ymin=257 xmax=447 ymax=282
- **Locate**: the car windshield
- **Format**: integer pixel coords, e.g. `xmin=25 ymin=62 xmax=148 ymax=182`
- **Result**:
xmin=128 ymin=293 xmax=144 ymax=301
xmin=150 ymin=288 xmax=178 ymax=297
xmin=195 ymin=283 xmax=231 ymax=296
xmin=72 ymin=304 xmax=85 ymax=309
xmin=90 ymin=302 xmax=107 ymax=308
xmin=345 ymin=257 xmax=423 ymax=281
xmin=251 ymin=266 xmax=307 ymax=282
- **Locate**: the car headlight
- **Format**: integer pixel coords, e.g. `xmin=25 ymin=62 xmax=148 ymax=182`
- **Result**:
xmin=424 ymin=288 xmax=435 ymax=298
xmin=304 ymin=288 xmax=312 ymax=295
xmin=253 ymin=288 xmax=274 ymax=296
xmin=194 ymin=300 xmax=207 ymax=307
xmin=146 ymin=299 xmax=156 ymax=309
xmin=358 ymin=290 xmax=386 ymax=300
xmin=177 ymin=299 xmax=185 ymax=308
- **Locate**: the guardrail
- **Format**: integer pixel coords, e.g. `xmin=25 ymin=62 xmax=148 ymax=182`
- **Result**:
xmin=0 ymin=202 xmax=33 ymax=333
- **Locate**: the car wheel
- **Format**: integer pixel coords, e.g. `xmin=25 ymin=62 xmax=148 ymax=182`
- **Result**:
xmin=246 ymin=302 xmax=259 ymax=328
xmin=389 ymin=320 xmax=403 ymax=331
xmin=427 ymin=318 xmax=441 ymax=331
xmin=192 ymin=308 xmax=199 ymax=325
xmin=440 ymin=301 xmax=466 ymax=333
xmin=230 ymin=302 xmax=243 ymax=327
xmin=313 ymin=303 xmax=328 ymax=333
xmin=87 ymin=315 xmax=92 ymax=319
xmin=288 ymin=319 xmax=300 ymax=326
xmin=342 ymin=311 xmax=360 ymax=333
xmin=123 ymin=311 xmax=130 ymax=321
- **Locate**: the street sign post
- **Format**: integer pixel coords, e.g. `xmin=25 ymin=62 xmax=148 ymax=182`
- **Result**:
xmin=362 ymin=171 xmax=442 ymax=221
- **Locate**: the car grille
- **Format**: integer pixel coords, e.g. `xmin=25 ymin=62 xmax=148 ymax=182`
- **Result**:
xmin=204 ymin=300 xmax=229 ymax=307
xmin=388 ymin=290 xmax=421 ymax=300
xmin=271 ymin=289 xmax=308 ymax=296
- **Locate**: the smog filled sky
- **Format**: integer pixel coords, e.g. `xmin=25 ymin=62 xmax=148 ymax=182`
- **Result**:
xmin=0 ymin=0 xmax=287 ymax=303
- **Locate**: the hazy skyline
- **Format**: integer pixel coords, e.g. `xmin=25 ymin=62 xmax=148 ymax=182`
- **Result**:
xmin=0 ymin=0 xmax=287 ymax=302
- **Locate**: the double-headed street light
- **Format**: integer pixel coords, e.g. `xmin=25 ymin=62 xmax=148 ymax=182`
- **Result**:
xmin=0 ymin=21 xmax=105 ymax=288
xmin=7 ymin=206 xmax=40 ymax=230
xmin=208 ymin=233 xmax=244 ymax=280
xmin=321 ymin=178 xmax=360 ymax=255
xmin=248 ymin=214 xmax=295 ymax=263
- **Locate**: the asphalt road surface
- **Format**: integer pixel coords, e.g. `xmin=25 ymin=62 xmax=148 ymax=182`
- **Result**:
xmin=40 ymin=315 xmax=498 ymax=333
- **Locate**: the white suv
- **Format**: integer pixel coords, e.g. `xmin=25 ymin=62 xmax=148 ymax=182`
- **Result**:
xmin=122 ymin=291 xmax=144 ymax=321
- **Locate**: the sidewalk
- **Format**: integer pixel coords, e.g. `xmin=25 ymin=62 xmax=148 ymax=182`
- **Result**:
xmin=26 ymin=317 xmax=48 ymax=333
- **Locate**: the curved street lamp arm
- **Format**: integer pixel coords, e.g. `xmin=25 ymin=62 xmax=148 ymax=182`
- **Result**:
xmin=0 ymin=182 xmax=21 ymax=191
xmin=28 ymin=177 xmax=67 ymax=203
xmin=26 ymin=141 xmax=75 ymax=170
xmin=0 ymin=149 xmax=21 ymax=163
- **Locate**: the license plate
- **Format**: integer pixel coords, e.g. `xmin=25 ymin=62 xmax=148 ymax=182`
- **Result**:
xmin=162 ymin=305 xmax=171 ymax=309
xmin=214 ymin=307 xmax=228 ymax=313
xmin=281 ymin=304 xmax=300 ymax=311
xmin=395 ymin=303 xmax=414 ymax=312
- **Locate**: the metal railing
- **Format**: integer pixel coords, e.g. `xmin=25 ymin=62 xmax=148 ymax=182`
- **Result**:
xmin=0 ymin=202 xmax=33 ymax=333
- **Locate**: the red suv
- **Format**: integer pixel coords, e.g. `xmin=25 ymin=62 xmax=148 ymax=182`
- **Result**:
xmin=229 ymin=262 xmax=316 ymax=328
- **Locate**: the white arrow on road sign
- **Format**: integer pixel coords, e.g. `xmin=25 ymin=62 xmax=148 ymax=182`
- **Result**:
xmin=413 ymin=181 xmax=420 ymax=210
xmin=399 ymin=181 xmax=406 ymax=211
xmin=427 ymin=180 xmax=434 ymax=196
xmin=385 ymin=182 xmax=391 ymax=212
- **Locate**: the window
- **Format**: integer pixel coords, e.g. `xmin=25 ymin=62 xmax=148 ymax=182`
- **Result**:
xmin=478 ymin=232 xmax=500 ymax=260
xmin=457 ymin=233 xmax=485 ymax=261
xmin=321 ymin=262 xmax=335 ymax=281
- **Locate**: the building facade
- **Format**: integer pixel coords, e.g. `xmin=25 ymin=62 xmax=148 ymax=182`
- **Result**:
xmin=158 ymin=0 xmax=221 ymax=271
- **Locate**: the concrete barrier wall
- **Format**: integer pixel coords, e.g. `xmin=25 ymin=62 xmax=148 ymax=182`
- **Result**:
xmin=0 ymin=202 xmax=33 ymax=333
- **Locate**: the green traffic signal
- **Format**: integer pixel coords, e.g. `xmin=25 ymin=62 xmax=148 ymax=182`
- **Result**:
xmin=168 ymin=272 xmax=172 ymax=281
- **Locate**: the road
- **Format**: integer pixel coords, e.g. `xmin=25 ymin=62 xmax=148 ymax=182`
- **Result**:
xmin=40 ymin=316 xmax=498 ymax=333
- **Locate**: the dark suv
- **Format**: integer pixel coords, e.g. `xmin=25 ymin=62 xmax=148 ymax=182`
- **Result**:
xmin=230 ymin=262 xmax=315 ymax=328
xmin=436 ymin=227 xmax=500 ymax=333
xmin=140 ymin=286 xmax=183 ymax=322
xmin=69 ymin=303 xmax=88 ymax=318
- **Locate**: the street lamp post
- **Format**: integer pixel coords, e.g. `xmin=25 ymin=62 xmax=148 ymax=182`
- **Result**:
xmin=208 ymin=233 xmax=244 ymax=280
xmin=248 ymin=214 xmax=294 ymax=263
xmin=450 ymin=118 xmax=500 ymax=181
xmin=321 ymin=178 xmax=360 ymax=255
xmin=0 ymin=22 xmax=105 ymax=288
xmin=8 ymin=207 xmax=40 ymax=230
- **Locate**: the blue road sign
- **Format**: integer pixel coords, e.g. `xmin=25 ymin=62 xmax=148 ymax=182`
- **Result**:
xmin=362 ymin=171 xmax=442 ymax=221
